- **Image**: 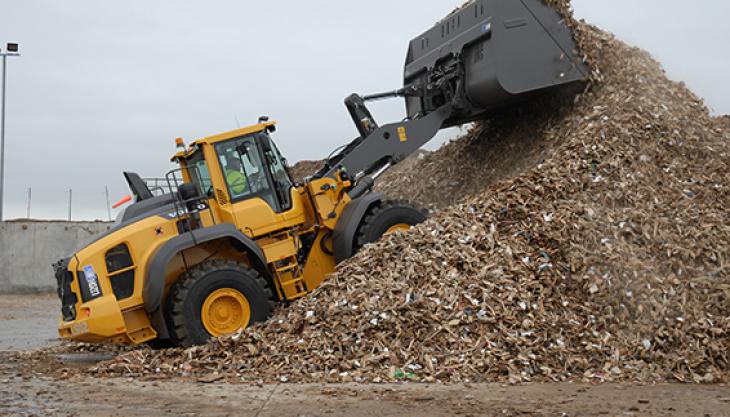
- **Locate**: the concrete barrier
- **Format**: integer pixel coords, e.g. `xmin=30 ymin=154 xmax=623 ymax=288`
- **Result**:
xmin=0 ymin=221 xmax=114 ymax=293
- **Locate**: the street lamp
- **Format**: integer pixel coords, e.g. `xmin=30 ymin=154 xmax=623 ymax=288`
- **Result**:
xmin=0 ymin=42 xmax=21 ymax=221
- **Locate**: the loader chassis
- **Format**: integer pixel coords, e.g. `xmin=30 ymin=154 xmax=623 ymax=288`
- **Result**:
xmin=54 ymin=0 xmax=587 ymax=346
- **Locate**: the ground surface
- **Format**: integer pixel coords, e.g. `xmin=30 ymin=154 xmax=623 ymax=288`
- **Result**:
xmin=0 ymin=293 xmax=60 ymax=351
xmin=1 ymin=294 xmax=728 ymax=417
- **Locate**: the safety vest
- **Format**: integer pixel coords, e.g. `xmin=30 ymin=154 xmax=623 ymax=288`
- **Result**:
xmin=226 ymin=170 xmax=248 ymax=195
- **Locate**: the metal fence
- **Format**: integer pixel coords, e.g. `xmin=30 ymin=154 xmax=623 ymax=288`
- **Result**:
xmin=15 ymin=177 xmax=180 ymax=221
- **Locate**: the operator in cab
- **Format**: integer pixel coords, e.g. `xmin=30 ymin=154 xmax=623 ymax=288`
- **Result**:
xmin=224 ymin=155 xmax=248 ymax=195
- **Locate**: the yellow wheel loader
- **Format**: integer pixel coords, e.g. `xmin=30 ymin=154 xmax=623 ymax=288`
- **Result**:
xmin=53 ymin=0 xmax=587 ymax=347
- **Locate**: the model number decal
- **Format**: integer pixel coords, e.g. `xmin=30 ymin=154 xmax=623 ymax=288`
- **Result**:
xmin=166 ymin=209 xmax=189 ymax=219
xmin=165 ymin=204 xmax=208 ymax=219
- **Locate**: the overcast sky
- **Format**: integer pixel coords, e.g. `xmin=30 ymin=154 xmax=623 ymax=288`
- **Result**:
xmin=1 ymin=0 xmax=728 ymax=220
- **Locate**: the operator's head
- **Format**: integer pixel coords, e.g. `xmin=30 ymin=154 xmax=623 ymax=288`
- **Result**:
xmin=227 ymin=154 xmax=242 ymax=172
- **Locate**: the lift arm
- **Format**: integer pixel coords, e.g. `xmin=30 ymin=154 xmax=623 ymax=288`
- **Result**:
xmin=315 ymin=93 xmax=453 ymax=198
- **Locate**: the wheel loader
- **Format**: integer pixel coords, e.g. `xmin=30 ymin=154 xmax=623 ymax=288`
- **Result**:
xmin=53 ymin=0 xmax=587 ymax=347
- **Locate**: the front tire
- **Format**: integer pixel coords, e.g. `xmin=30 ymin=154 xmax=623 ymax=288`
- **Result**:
xmin=164 ymin=260 xmax=273 ymax=347
xmin=354 ymin=200 xmax=427 ymax=251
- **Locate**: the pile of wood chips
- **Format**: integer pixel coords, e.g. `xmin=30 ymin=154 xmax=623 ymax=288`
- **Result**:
xmin=88 ymin=1 xmax=728 ymax=384
xmin=288 ymin=159 xmax=324 ymax=184
xmin=716 ymin=115 xmax=730 ymax=130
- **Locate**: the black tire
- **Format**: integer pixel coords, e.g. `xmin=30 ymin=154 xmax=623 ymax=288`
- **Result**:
xmin=146 ymin=338 xmax=174 ymax=350
xmin=164 ymin=260 xmax=273 ymax=347
xmin=354 ymin=200 xmax=427 ymax=251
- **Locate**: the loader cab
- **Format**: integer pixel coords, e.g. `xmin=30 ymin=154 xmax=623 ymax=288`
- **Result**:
xmin=177 ymin=122 xmax=303 ymax=236
xmin=213 ymin=131 xmax=294 ymax=212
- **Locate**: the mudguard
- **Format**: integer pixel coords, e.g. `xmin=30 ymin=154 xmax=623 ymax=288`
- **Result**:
xmin=332 ymin=192 xmax=384 ymax=263
xmin=143 ymin=223 xmax=268 ymax=338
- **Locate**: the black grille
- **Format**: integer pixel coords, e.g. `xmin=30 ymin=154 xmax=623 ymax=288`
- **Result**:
xmin=216 ymin=188 xmax=229 ymax=205
xmin=105 ymin=244 xmax=135 ymax=300
xmin=110 ymin=270 xmax=135 ymax=300
xmin=106 ymin=244 xmax=133 ymax=273
xmin=53 ymin=259 xmax=77 ymax=322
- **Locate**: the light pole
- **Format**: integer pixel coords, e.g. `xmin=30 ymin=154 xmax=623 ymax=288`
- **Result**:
xmin=0 ymin=42 xmax=20 ymax=221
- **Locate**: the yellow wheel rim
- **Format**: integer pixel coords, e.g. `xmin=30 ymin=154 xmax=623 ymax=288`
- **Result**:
xmin=201 ymin=288 xmax=251 ymax=337
xmin=385 ymin=223 xmax=412 ymax=235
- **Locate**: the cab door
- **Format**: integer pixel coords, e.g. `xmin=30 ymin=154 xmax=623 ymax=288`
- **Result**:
xmin=212 ymin=135 xmax=281 ymax=236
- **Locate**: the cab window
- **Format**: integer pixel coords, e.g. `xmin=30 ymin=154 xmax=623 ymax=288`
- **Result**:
xmin=263 ymin=141 xmax=294 ymax=210
xmin=186 ymin=149 xmax=212 ymax=195
xmin=215 ymin=135 xmax=277 ymax=208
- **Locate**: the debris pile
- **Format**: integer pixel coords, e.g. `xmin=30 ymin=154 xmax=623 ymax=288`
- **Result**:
xmin=288 ymin=159 xmax=324 ymax=184
xmin=376 ymin=92 xmax=578 ymax=210
xmin=717 ymin=115 xmax=730 ymax=130
xmin=87 ymin=7 xmax=729 ymax=385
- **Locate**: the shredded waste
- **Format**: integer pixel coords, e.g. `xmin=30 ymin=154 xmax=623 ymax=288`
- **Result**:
xmin=288 ymin=159 xmax=325 ymax=184
xmin=716 ymin=115 xmax=730 ymax=130
xmin=24 ymin=0 xmax=729 ymax=384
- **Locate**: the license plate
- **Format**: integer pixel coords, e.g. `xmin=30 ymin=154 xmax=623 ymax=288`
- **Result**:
xmin=83 ymin=265 xmax=102 ymax=298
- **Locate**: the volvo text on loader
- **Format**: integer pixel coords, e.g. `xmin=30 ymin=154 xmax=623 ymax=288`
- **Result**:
xmin=54 ymin=0 xmax=587 ymax=347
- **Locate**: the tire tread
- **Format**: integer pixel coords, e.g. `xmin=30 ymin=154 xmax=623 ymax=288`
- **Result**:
xmin=354 ymin=199 xmax=427 ymax=250
xmin=164 ymin=260 xmax=273 ymax=347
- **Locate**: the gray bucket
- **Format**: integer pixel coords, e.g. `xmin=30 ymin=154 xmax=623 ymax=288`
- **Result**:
xmin=404 ymin=0 xmax=588 ymax=127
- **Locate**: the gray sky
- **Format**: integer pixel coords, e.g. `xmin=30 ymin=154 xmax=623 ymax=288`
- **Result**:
xmin=1 ymin=0 xmax=728 ymax=220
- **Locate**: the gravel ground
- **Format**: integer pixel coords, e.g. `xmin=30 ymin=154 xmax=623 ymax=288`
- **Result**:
xmin=1 ymin=294 xmax=729 ymax=417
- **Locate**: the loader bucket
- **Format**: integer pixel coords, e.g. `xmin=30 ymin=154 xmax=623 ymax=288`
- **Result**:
xmin=404 ymin=0 xmax=588 ymax=128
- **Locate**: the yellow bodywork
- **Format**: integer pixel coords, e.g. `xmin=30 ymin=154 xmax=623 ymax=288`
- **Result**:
xmin=58 ymin=121 xmax=353 ymax=344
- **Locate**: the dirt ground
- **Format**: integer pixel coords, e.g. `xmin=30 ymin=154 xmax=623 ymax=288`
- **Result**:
xmin=1 ymin=294 xmax=728 ymax=417
xmin=0 ymin=293 xmax=60 ymax=351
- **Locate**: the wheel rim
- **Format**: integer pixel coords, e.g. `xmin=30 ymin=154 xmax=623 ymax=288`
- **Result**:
xmin=385 ymin=223 xmax=412 ymax=235
xmin=201 ymin=288 xmax=251 ymax=337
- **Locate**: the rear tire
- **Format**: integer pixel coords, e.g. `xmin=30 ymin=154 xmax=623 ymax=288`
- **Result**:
xmin=354 ymin=200 xmax=427 ymax=251
xmin=164 ymin=260 xmax=273 ymax=347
